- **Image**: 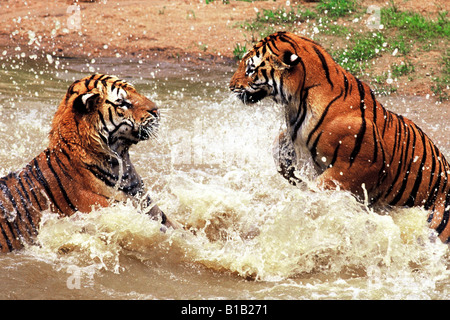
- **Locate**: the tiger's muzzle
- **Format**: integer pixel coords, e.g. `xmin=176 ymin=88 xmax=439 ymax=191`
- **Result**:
xmin=230 ymin=86 xmax=268 ymax=105
xmin=133 ymin=110 xmax=159 ymax=141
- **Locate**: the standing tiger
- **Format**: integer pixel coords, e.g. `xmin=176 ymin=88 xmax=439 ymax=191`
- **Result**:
xmin=230 ymin=31 xmax=450 ymax=242
xmin=0 ymin=74 xmax=180 ymax=252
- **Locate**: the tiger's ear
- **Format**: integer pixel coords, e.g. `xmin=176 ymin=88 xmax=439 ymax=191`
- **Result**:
xmin=282 ymin=51 xmax=301 ymax=67
xmin=73 ymin=91 xmax=102 ymax=114
xmin=271 ymin=55 xmax=290 ymax=70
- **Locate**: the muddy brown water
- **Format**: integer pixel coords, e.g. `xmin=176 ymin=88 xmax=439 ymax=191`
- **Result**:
xmin=0 ymin=55 xmax=448 ymax=299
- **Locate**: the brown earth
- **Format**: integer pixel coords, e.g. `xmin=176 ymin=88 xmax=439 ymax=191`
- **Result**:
xmin=1 ymin=0 xmax=286 ymax=63
xmin=0 ymin=0 xmax=449 ymax=99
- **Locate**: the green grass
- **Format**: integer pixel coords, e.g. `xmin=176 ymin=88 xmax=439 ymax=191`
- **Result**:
xmin=317 ymin=0 xmax=358 ymax=19
xmin=256 ymin=6 xmax=317 ymax=24
xmin=391 ymin=61 xmax=415 ymax=78
xmin=333 ymin=32 xmax=386 ymax=74
xmin=233 ymin=43 xmax=247 ymax=60
xmin=381 ymin=7 xmax=450 ymax=39
xmin=234 ymin=0 xmax=449 ymax=99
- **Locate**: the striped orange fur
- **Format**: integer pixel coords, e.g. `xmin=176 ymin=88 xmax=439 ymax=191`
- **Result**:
xmin=230 ymin=32 xmax=450 ymax=242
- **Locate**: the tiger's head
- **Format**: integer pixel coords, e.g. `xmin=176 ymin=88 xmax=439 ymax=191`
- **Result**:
xmin=230 ymin=31 xmax=325 ymax=106
xmin=49 ymin=74 xmax=159 ymax=159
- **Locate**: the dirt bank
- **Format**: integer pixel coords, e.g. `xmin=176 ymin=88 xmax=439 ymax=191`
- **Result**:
xmin=1 ymin=0 xmax=449 ymax=99
xmin=1 ymin=0 xmax=282 ymax=63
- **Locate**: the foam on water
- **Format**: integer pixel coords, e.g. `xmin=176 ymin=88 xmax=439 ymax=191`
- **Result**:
xmin=24 ymin=90 xmax=449 ymax=296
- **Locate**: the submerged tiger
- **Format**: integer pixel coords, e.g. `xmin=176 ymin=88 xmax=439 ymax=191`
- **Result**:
xmin=230 ymin=31 xmax=450 ymax=242
xmin=0 ymin=74 xmax=180 ymax=252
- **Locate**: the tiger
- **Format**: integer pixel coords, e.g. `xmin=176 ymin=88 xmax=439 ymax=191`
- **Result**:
xmin=229 ymin=31 xmax=450 ymax=243
xmin=0 ymin=74 xmax=180 ymax=252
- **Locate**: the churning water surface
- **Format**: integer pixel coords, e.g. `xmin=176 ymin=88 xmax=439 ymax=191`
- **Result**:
xmin=0 ymin=55 xmax=449 ymax=299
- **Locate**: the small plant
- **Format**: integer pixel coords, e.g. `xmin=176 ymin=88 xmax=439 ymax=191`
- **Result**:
xmin=391 ymin=61 xmax=415 ymax=77
xmin=233 ymin=43 xmax=247 ymax=60
xmin=317 ymin=0 xmax=358 ymax=19
xmin=389 ymin=36 xmax=412 ymax=55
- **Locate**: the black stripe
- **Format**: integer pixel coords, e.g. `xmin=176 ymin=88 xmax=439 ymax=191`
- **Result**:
xmin=22 ymin=170 xmax=44 ymax=211
xmin=0 ymin=214 xmax=13 ymax=252
xmin=45 ymin=150 xmax=77 ymax=212
xmin=0 ymin=180 xmax=25 ymax=244
xmin=349 ymin=79 xmax=366 ymax=167
xmin=16 ymin=173 xmax=31 ymax=204
xmin=279 ymin=76 xmax=288 ymax=104
xmin=68 ymin=80 xmax=80 ymax=95
xmin=306 ymin=90 xmax=343 ymax=146
xmin=98 ymin=110 xmax=110 ymax=133
xmin=385 ymin=127 xmax=407 ymax=199
xmin=29 ymin=159 xmax=63 ymax=213
xmin=427 ymin=141 xmax=437 ymax=191
xmin=108 ymin=107 xmax=119 ymax=127
xmin=343 ymin=73 xmax=349 ymax=99
xmin=381 ymin=107 xmax=389 ymax=137
xmin=373 ymin=127 xmax=388 ymax=188
xmin=278 ymin=34 xmax=298 ymax=52
xmin=270 ymin=39 xmax=279 ymax=52
xmin=313 ymin=46 xmax=333 ymax=89
xmin=405 ymin=128 xmax=427 ymax=207
xmin=11 ymin=172 xmax=37 ymax=233
xmin=14 ymin=186 xmax=37 ymax=237
xmin=328 ymin=143 xmax=341 ymax=168
xmin=291 ymin=89 xmax=309 ymax=142
xmin=85 ymin=74 xmax=96 ymax=90
xmin=371 ymin=125 xmax=378 ymax=164
xmin=260 ymin=68 xmax=269 ymax=84
xmin=266 ymin=41 xmax=276 ymax=55
xmin=310 ymin=131 xmax=323 ymax=168
xmin=435 ymin=192 xmax=450 ymax=236
xmin=87 ymin=164 xmax=118 ymax=188
xmin=388 ymin=115 xmax=402 ymax=167
xmin=53 ymin=152 xmax=73 ymax=180
xmin=370 ymin=90 xmax=377 ymax=125
xmin=425 ymin=163 xmax=442 ymax=212
xmin=100 ymin=75 xmax=113 ymax=88
xmin=389 ymin=124 xmax=417 ymax=206
xmin=401 ymin=121 xmax=412 ymax=172
xmin=105 ymin=99 xmax=118 ymax=108
xmin=261 ymin=45 xmax=267 ymax=57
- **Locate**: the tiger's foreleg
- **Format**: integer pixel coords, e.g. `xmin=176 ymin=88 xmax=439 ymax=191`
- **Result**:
xmin=272 ymin=130 xmax=302 ymax=186
xmin=140 ymin=194 xmax=182 ymax=231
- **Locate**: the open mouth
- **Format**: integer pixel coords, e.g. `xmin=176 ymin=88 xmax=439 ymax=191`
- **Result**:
xmin=132 ymin=124 xmax=154 ymax=141
xmin=236 ymin=89 xmax=267 ymax=104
